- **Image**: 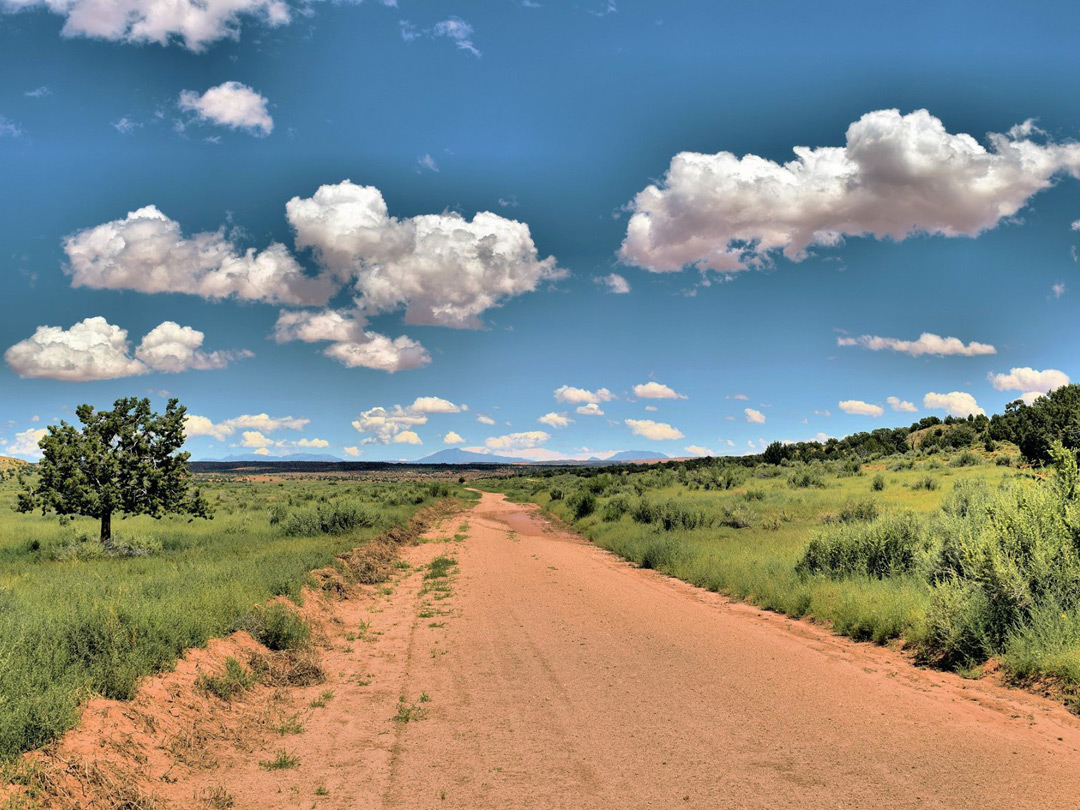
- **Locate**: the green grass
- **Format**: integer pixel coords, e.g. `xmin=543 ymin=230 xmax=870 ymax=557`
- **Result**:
xmin=0 ymin=475 xmax=469 ymax=760
xmin=259 ymin=749 xmax=300 ymax=770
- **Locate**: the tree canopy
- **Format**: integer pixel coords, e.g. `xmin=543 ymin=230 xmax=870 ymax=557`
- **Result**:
xmin=16 ymin=397 xmax=211 ymax=543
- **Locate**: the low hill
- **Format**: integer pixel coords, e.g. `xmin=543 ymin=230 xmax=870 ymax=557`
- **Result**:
xmin=201 ymin=452 xmax=343 ymax=462
xmin=606 ymin=450 xmax=669 ymax=461
xmin=415 ymin=449 xmax=529 ymax=464
xmin=0 ymin=455 xmax=28 ymax=480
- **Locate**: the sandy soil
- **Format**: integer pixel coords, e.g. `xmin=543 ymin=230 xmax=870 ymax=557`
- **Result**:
xmin=16 ymin=492 xmax=1080 ymax=808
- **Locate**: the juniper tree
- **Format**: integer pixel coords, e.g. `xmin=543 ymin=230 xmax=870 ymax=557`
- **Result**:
xmin=16 ymin=397 xmax=211 ymax=544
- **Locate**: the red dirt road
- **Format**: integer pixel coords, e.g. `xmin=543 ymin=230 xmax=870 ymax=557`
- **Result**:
xmin=380 ymin=492 xmax=1080 ymax=809
xmin=50 ymin=492 xmax=1080 ymax=808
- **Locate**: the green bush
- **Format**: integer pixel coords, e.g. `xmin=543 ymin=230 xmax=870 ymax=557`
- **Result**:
xmin=281 ymin=501 xmax=376 ymax=536
xmin=236 ymin=603 xmax=311 ymax=651
xmin=871 ymin=473 xmax=886 ymax=491
xmin=797 ymin=512 xmax=929 ymax=580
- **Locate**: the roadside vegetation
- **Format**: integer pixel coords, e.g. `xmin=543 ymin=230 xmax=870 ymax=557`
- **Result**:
xmin=478 ymin=385 xmax=1080 ymax=706
xmin=0 ymin=465 xmax=471 ymax=760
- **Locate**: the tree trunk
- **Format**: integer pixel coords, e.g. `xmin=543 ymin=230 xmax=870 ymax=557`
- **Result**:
xmin=100 ymin=511 xmax=112 ymax=545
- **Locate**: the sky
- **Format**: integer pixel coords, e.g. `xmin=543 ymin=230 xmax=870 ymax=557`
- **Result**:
xmin=2 ymin=0 xmax=1080 ymax=462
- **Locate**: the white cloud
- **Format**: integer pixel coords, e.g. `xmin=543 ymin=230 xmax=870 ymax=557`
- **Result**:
xmin=576 ymin=403 xmax=605 ymax=416
xmin=393 ymin=430 xmax=422 ymax=445
xmin=112 ymin=116 xmax=138 ymax=134
xmin=989 ymin=367 xmax=1070 ymax=394
xmin=185 ymin=412 xmax=309 ymax=442
xmin=1 ymin=0 xmax=291 ymax=51
xmin=923 ymin=391 xmax=985 ymax=417
xmin=286 ymin=181 xmax=561 ymax=329
xmin=554 ymin=385 xmax=614 ymax=404
xmin=272 ymin=307 xmax=429 ymax=373
xmin=624 ymin=419 xmax=684 ymax=440
xmin=178 ymin=81 xmax=272 ymax=136
xmin=476 ymin=415 xmax=496 ymax=425
xmin=538 ymin=412 xmax=573 ymax=428
xmin=296 ymin=438 xmax=329 ymax=449
xmin=839 ymin=400 xmax=885 ymax=417
xmin=431 ymin=16 xmax=479 ymax=56
xmin=837 ymin=332 xmax=996 ymax=357
xmin=321 ymin=336 xmax=431 ymax=373
xmin=443 ymin=431 xmax=465 ymax=445
xmin=65 ymin=205 xmax=331 ymax=306
xmin=621 ymin=109 xmax=1080 ymax=273
xmin=7 ymin=427 xmax=48 ymax=458
xmin=5 ymin=317 xmax=245 ymax=381
xmin=352 ymin=405 xmax=427 ymax=445
xmin=684 ymin=445 xmax=712 ymax=456
xmin=1020 ymin=392 xmax=1044 ymax=406
xmin=240 ymin=430 xmax=273 ymax=449
xmin=644 ymin=405 xmax=658 ymax=412
xmin=134 ymin=321 xmax=250 ymax=372
xmin=729 ymin=393 xmax=750 ymax=400
xmin=254 ymin=447 xmax=269 ymax=456
xmin=1054 ymin=283 xmax=1067 ymax=299
xmin=744 ymin=408 xmax=765 ymax=424
xmin=417 ymin=153 xmax=439 ymax=172
xmin=887 ymin=396 xmax=918 ymax=413
xmin=5 ymin=317 xmax=145 ymax=381
xmin=409 ymin=396 xmax=462 ymax=414
xmin=813 ymin=409 xmax=832 ymax=417
xmin=597 ymin=273 xmax=631 ymax=294
xmin=343 ymin=446 xmax=362 ymax=457
xmin=632 ymin=381 xmax=685 ymax=399
xmin=485 ymin=431 xmax=549 ymax=452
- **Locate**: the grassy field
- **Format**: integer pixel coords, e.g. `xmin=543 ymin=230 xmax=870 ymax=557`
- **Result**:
xmin=0 ymin=472 xmax=473 ymax=759
xmin=477 ymin=449 xmax=1080 ymax=701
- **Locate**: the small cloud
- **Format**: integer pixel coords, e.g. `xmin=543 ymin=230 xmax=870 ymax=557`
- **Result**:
xmin=633 ymin=381 xmax=685 ymax=400
xmin=838 ymin=400 xmax=884 ymax=417
xmin=554 ymin=385 xmax=614 ymax=405
xmin=744 ymin=408 xmax=765 ymax=424
xmin=178 ymin=81 xmax=273 ymax=137
xmin=112 ymin=117 xmax=139 ymax=134
xmin=0 ymin=116 xmax=24 ymax=138
xmin=417 ymin=153 xmax=439 ymax=172
xmin=988 ymin=367 xmax=1070 ymax=395
xmin=393 ymin=430 xmax=422 ymax=445
xmin=684 ymin=445 xmax=713 ymax=457
xmin=443 ymin=431 xmax=465 ymax=444
xmin=837 ymin=332 xmax=995 ymax=357
xmin=812 ymin=409 xmax=832 ymax=417
xmin=498 ymin=196 xmax=519 ymax=208
xmin=24 ymin=86 xmax=52 ymax=98
xmin=625 ymin=419 xmax=683 ymax=441
xmin=539 ymin=412 xmax=573 ymax=428
xmin=477 ymin=415 xmax=496 ymax=425
xmin=576 ymin=403 xmax=605 ymax=416
xmin=923 ymin=391 xmax=984 ymax=418
xmin=727 ymin=393 xmax=749 ymax=401
xmin=644 ymin=405 xmax=658 ymax=412
xmin=597 ymin=273 xmax=631 ymax=294
xmin=1053 ymin=282 xmax=1067 ymax=299
xmin=432 ymin=16 xmax=481 ymax=56
xmin=343 ymin=446 xmax=362 ymax=457
xmin=887 ymin=396 xmax=918 ymax=413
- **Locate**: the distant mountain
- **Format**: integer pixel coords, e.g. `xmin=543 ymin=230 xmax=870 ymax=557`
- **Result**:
xmin=414 ymin=448 xmax=529 ymax=464
xmin=607 ymin=450 xmax=669 ymax=461
xmin=203 ymin=452 xmax=343 ymax=462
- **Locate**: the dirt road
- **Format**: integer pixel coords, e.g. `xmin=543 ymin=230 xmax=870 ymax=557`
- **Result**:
xmin=47 ymin=492 xmax=1080 ymax=808
xmin=378 ymin=492 xmax=1080 ymax=809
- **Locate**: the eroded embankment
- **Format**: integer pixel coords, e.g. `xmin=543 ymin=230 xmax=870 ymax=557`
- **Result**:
xmin=1 ymin=499 xmax=464 ymax=809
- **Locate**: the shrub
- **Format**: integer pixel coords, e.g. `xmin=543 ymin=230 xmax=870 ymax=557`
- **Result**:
xmin=548 ymin=488 xmax=564 ymax=501
xmin=567 ymin=491 xmax=596 ymax=520
xmin=787 ymin=467 xmax=826 ymax=489
xmin=951 ymin=451 xmax=980 ymax=467
xmin=871 ymin=473 xmax=886 ymax=491
xmin=719 ymin=504 xmax=755 ymax=529
xmin=910 ymin=475 xmax=939 ymax=491
xmin=236 ymin=603 xmax=310 ymax=651
xmin=797 ymin=512 xmax=929 ymax=580
xmin=281 ymin=501 xmax=376 ymax=537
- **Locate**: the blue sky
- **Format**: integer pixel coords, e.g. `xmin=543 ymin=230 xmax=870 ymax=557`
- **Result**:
xmin=2 ymin=0 xmax=1080 ymax=461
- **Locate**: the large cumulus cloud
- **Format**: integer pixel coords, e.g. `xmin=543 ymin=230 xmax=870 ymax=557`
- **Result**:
xmin=621 ymin=109 xmax=1080 ymax=274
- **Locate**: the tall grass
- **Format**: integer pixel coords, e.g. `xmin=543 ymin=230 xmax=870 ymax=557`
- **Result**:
xmin=0 ymin=475 xmax=469 ymax=759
